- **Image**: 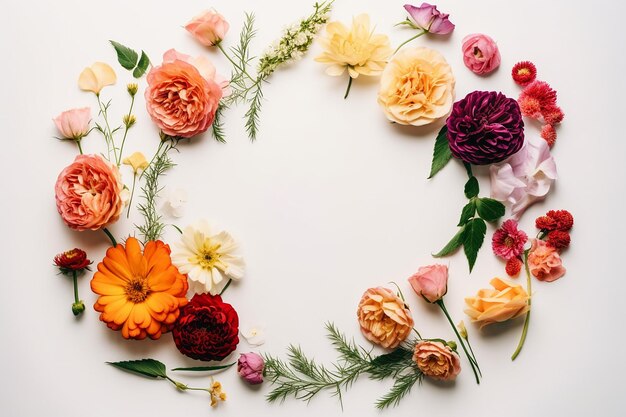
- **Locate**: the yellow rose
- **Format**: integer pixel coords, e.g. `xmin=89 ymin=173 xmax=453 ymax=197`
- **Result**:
xmin=464 ymin=278 xmax=529 ymax=328
xmin=315 ymin=14 xmax=392 ymax=79
xmin=122 ymin=151 xmax=149 ymax=174
xmin=78 ymin=62 xmax=117 ymax=94
xmin=377 ymin=46 xmax=455 ymax=126
xmin=357 ymin=287 xmax=413 ymax=349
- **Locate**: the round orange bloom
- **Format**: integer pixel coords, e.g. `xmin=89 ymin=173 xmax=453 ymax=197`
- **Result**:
xmin=91 ymin=237 xmax=188 ymax=340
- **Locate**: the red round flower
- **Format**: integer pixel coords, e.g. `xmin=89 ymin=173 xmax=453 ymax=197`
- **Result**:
xmin=172 ymin=293 xmax=239 ymax=361
xmin=54 ymin=248 xmax=91 ymax=274
xmin=542 ymin=105 xmax=564 ymax=125
xmin=547 ymin=230 xmax=571 ymax=250
xmin=535 ymin=215 xmax=557 ymax=231
xmin=546 ymin=210 xmax=574 ymax=231
xmin=505 ymin=257 xmax=522 ymax=277
xmin=511 ymin=61 xmax=537 ymax=86
xmin=540 ymin=124 xmax=557 ymax=147
xmin=518 ymin=81 xmax=557 ymax=119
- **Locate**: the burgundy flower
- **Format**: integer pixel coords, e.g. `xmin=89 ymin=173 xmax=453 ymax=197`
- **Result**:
xmin=447 ymin=91 xmax=524 ymax=165
xmin=172 ymin=293 xmax=239 ymax=361
xmin=53 ymin=248 xmax=91 ymax=274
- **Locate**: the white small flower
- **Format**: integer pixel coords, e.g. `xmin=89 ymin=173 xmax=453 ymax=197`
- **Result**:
xmin=162 ymin=188 xmax=187 ymax=218
xmin=294 ymin=32 xmax=308 ymax=46
xmin=171 ymin=220 xmax=245 ymax=295
xmin=240 ymin=323 xmax=266 ymax=346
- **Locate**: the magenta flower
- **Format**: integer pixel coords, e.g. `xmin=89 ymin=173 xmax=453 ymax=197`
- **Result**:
xmin=404 ymin=3 xmax=455 ymax=34
xmin=492 ymin=220 xmax=528 ymax=260
xmin=237 ymin=352 xmax=264 ymax=385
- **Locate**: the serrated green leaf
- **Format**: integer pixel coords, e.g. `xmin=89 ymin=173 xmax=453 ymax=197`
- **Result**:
xmin=107 ymin=358 xmax=167 ymax=378
xmin=428 ymin=125 xmax=452 ymax=179
xmin=458 ymin=201 xmax=476 ymax=226
xmin=463 ymin=218 xmax=487 ymax=272
xmin=464 ymin=177 xmax=479 ymax=199
xmin=433 ymin=225 xmax=466 ymax=257
xmin=133 ymin=50 xmax=150 ymax=78
xmin=110 ymin=40 xmax=138 ymax=70
xmin=171 ymin=362 xmax=235 ymax=372
xmin=476 ymin=198 xmax=505 ymax=222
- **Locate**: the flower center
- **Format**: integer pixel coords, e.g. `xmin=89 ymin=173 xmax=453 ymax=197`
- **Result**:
xmin=125 ymin=276 xmax=150 ymax=303
xmin=195 ymin=241 xmax=223 ymax=270
xmin=473 ymin=46 xmax=483 ymax=59
xmin=504 ymin=236 xmax=514 ymax=248
xmin=517 ymin=68 xmax=530 ymax=76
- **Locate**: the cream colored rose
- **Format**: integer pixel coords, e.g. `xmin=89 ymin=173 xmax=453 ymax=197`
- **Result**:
xmin=464 ymin=278 xmax=529 ymax=328
xmin=357 ymin=287 xmax=413 ymax=349
xmin=413 ymin=340 xmax=461 ymax=381
xmin=378 ymin=47 xmax=455 ymax=126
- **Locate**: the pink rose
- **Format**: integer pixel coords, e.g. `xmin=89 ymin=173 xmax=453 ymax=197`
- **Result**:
xmin=408 ymin=264 xmax=448 ymax=303
xmin=237 ymin=352 xmax=264 ymax=385
xmin=185 ymin=9 xmax=229 ymax=47
xmin=53 ymin=108 xmax=91 ymax=141
xmin=462 ymin=34 xmax=501 ymax=75
xmin=527 ymin=239 xmax=566 ymax=282
xmin=145 ymin=49 xmax=224 ymax=138
xmin=55 ymin=154 xmax=125 ymax=231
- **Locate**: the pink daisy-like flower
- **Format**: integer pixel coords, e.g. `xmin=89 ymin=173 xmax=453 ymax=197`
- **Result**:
xmin=511 ymin=61 xmax=537 ymax=86
xmin=492 ymin=219 xmax=528 ymax=260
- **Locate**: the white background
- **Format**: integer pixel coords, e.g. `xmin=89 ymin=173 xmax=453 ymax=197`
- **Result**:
xmin=1 ymin=0 xmax=624 ymax=416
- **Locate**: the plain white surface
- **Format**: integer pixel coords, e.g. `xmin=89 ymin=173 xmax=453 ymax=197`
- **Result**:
xmin=1 ymin=0 xmax=625 ymax=415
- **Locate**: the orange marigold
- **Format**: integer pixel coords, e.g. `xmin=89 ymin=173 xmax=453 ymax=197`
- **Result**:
xmin=90 ymin=237 xmax=188 ymax=340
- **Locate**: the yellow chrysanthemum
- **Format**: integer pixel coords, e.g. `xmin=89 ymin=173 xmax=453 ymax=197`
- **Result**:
xmin=315 ymin=14 xmax=392 ymax=79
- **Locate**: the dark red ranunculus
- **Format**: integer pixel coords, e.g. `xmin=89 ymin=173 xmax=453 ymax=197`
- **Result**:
xmin=172 ymin=293 xmax=239 ymax=361
xmin=53 ymin=248 xmax=91 ymax=274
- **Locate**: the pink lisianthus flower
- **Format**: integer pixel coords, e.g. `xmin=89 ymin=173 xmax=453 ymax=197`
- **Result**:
xmin=490 ymin=135 xmax=557 ymax=220
xmin=53 ymin=108 xmax=91 ymax=141
xmin=408 ymin=264 xmax=448 ymax=303
xmin=492 ymin=219 xmax=528 ymax=260
xmin=403 ymin=3 xmax=454 ymax=34
xmin=185 ymin=9 xmax=229 ymax=47
xmin=461 ymin=34 xmax=501 ymax=75
xmin=527 ymin=239 xmax=566 ymax=282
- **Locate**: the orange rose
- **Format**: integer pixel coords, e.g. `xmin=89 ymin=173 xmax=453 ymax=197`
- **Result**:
xmin=464 ymin=278 xmax=529 ymax=328
xmin=357 ymin=287 xmax=413 ymax=348
xmin=413 ymin=340 xmax=461 ymax=381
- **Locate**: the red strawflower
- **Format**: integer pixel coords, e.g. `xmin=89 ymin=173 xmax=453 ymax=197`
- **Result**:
xmin=505 ymin=257 xmax=523 ymax=277
xmin=492 ymin=219 xmax=528 ymax=260
xmin=518 ymin=96 xmax=542 ymax=118
xmin=54 ymin=248 xmax=91 ymax=274
xmin=547 ymin=230 xmax=571 ymax=250
xmin=542 ymin=105 xmax=564 ymax=125
xmin=511 ymin=61 xmax=537 ymax=86
xmin=541 ymin=124 xmax=557 ymax=147
xmin=535 ymin=215 xmax=557 ymax=231
xmin=546 ymin=209 xmax=574 ymax=231
xmin=518 ymin=81 xmax=557 ymax=119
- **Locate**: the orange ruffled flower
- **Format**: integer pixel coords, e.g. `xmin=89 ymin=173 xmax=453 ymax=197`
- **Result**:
xmin=91 ymin=237 xmax=188 ymax=340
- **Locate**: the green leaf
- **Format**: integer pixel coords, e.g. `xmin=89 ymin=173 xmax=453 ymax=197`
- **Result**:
xmin=171 ymin=363 xmax=236 ymax=372
xmin=464 ymin=177 xmax=479 ymax=199
xmin=132 ymin=50 xmax=150 ymax=78
xmin=433 ymin=225 xmax=466 ymax=257
xmin=458 ymin=201 xmax=476 ymax=226
xmin=107 ymin=359 xmax=167 ymax=379
xmin=428 ymin=125 xmax=452 ymax=179
xmin=110 ymin=40 xmax=139 ymax=70
xmin=370 ymin=348 xmax=413 ymax=367
xmin=463 ymin=218 xmax=487 ymax=272
xmin=476 ymin=198 xmax=505 ymax=222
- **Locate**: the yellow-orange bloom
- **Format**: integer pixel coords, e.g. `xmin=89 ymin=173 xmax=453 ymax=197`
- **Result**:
xmin=464 ymin=278 xmax=529 ymax=329
xmin=90 ymin=237 xmax=188 ymax=340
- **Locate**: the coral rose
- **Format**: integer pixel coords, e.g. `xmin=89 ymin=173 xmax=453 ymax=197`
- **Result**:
xmin=408 ymin=264 xmax=448 ymax=303
xmin=527 ymin=239 xmax=566 ymax=282
xmin=378 ymin=46 xmax=455 ymax=126
xmin=145 ymin=49 xmax=224 ymax=138
xmin=172 ymin=293 xmax=239 ymax=361
xmin=465 ymin=278 xmax=529 ymax=328
xmin=357 ymin=287 xmax=413 ymax=349
xmin=55 ymin=154 xmax=125 ymax=231
xmin=185 ymin=9 xmax=230 ymax=47
xmin=413 ymin=340 xmax=461 ymax=381
xmin=461 ymin=34 xmax=501 ymax=75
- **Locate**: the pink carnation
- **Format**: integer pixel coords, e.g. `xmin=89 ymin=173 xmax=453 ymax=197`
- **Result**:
xmin=55 ymin=154 xmax=125 ymax=231
xmin=492 ymin=219 xmax=528 ymax=260
xmin=527 ymin=239 xmax=566 ymax=282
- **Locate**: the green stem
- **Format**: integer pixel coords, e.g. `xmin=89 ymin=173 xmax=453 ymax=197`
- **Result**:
xmin=393 ymin=30 xmax=426 ymax=54
xmin=126 ymin=173 xmax=137 ymax=218
xmin=463 ymin=162 xmax=473 ymax=178
xmin=72 ymin=270 xmax=79 ymax=304
xmin=216 ymin=43 xmax=256 ymax=82
xmin=165 ymin=376 xmax=211 ymax=392
xmin=343 ymin=76 xmax=353 ymax=99
xmin=437 ymin=299 xmax=481 ymax=384
xmin=511 ymin=251 xmax=532 ymax=360
xmin=76 ymin=140 xmax=84 ymax=155
xmin=117 ymin=95 xmax=136 ymax=165
xmin=103 ymin=228 xmax=117 ymax=247
xmin=219 ymin=279 xmax=232 ymax=296
xmin=96 ymin=94 xmax=117 ymax=162
xmin=140 ymin=140 xmax=165 ymax=181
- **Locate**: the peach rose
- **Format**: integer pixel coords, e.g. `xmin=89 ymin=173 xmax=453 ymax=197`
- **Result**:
xmin=378 ymin=46 xmax=455 ymax=126
xmin=357 ymin=287 xmax=413 ymax=349
xmin=55 ymin=154 xmax=125 ymax=231
xmin=185 ymin=9 xmax=230 ymax=47
xmin=527 ymin=239 xmax=566 ymax=282
xmin=413 ymin=340 xmax=461 ymax=381
xmin=464 ymin=278 xmax=529 ymax=328
xmin=53 ymin=107 xmax=91 ymax=141
xmin=408 ymin=264 xmax=448 ymax=303
xmin=145 ymin=49 xmax=224 ymax=138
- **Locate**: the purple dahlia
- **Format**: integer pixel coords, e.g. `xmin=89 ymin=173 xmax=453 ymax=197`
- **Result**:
xmin=446 ymin=91 xmax=524 ymax=165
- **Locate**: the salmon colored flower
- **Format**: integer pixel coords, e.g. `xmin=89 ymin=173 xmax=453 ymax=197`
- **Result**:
xmin=527 ymin=239 xmax=566 ymax=282
xmin=185 ymin=9 xmax=230 ymax=47
xmin=412 ymin=340 xmax=461 ymax=381
xmin=78 ymin=62 xmax=117 ymax=94
xmin=465 ymin=278 xmax=529 ymax=328
xmin=90 ymin=237 xmax=188 ymax=340
xmin=357 ymin=287 xmax=413 ymax=349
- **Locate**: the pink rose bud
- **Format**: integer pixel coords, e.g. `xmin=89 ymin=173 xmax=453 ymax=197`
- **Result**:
xmin=237 ymin=352 xmax=264 ymax=385
xmin=461 ymin=33 xmax=501 ymax=75
xmin=53 ymin=107 xmax=91 ymax=141
xmin=404 ymin=3 xmax=455 ymax=35
xmin=408 ymin=264 xmax=448 ymax=303
xmin=185 ymin=9 xmax=230 ymax=47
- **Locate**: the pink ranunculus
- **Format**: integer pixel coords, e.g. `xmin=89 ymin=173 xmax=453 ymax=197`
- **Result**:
xmin=527 ymin=239 xmax=566 ymax=282
xmin=185 ymin=9 xmax=230 ymax=47
xmin=55 ymin=154 xmax=125 ymax=231
xmin=408 ymin=264 xmax=448 ymax=303
xmin=404 ymin=3 xmax=455 ymax=34
xmin=461 ymin=34 xmax=501 ymax=75
xmin=237 ymin=352 xmax=264 ymax=385
xmin=144 ymin=49 xmax=224 ymax=138
xmin=53 ymin=107 xmax=91 ymax=141
xmin=490 ymin=135 xmax=557 ymax=220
